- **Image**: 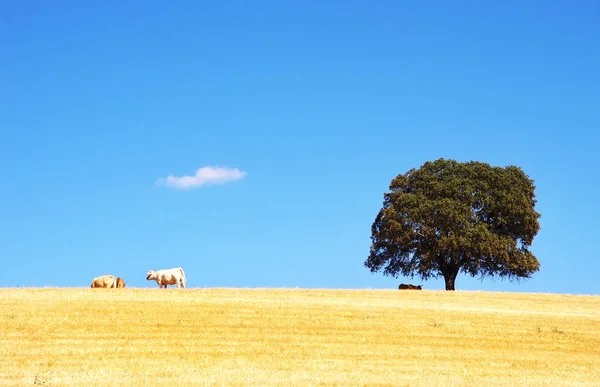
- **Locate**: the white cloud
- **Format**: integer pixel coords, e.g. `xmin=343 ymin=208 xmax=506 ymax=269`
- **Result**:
xmin=156 ymin=166 xmax=247 ymax=190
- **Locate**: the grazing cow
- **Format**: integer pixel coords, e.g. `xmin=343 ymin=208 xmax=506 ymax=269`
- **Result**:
xmin=398 ymin=283 xmax=423 ymax=290
xmin=91 ymin=275 xmax=118 ymax=288
xmin=146 ymin=267 xmax=187 ymax=288
xmin=116 ymin=277 xmax=126 ymax=288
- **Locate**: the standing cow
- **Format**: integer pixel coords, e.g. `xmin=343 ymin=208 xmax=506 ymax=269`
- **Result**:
xmin=91 ymin=275 xmax=118 ymax=288
xmin=146 ymin=267 xmax=187 ymax=288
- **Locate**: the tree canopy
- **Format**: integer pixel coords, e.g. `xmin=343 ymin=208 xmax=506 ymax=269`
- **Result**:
xmin=365 ymin=158 xmax=541 ymax=290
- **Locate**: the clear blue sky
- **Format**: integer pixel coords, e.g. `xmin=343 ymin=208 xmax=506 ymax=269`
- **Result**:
xmin=1 ymin=1 xmax=598 ymax=294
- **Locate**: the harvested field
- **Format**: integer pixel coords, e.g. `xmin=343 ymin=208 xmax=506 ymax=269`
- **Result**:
xmin=1 ymin=288 xmax=599 ymax=386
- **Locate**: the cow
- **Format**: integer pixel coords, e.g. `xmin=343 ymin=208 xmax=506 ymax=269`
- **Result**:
xmin=116 ymin=277 xmax=126 ymax=288
xmin=146 ymin=267 xmax=187 ymax=289
xmin=91 ymin=275 xmax=118 ymax=288
xmin=398 ymin=283 xmax=423 ymax=290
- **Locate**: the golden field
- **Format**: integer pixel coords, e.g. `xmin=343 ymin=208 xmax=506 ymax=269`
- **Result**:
xmin=1 ymin=288 xmax=599 ymax=386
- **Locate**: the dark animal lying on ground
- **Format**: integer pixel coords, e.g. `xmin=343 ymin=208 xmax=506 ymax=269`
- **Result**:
xmin=398 ymin=283 xmax=422 ymax=290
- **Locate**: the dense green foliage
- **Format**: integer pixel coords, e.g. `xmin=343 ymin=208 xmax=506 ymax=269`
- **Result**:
xmin=365 ymin=159 xmax=541 ymax=290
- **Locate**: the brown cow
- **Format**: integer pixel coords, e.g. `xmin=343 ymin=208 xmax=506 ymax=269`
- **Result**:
xmin=116 ymin=277 xmax=126 ymax=288
xmin=91 ymin=275 xmax=117 ymax=288
xmin=398 ymin=283 xmax=422 ymax=290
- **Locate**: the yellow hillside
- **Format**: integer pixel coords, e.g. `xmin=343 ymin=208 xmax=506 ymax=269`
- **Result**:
xmin=1 ymin=288 xmax=599 ymax=386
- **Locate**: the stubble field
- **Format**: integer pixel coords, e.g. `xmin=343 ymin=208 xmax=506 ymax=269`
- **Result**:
xmin=1 ymin=288 xmax=599 ymax=386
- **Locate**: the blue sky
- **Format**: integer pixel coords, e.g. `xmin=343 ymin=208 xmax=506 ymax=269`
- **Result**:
xmin=1 ymin=1 xmax=598 ymax=294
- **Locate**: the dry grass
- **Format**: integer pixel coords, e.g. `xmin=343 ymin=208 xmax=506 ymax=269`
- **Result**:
xmin=1 ymin=288 xmax=599 ymax=386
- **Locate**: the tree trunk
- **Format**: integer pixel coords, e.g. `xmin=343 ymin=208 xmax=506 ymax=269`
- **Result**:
xmin=443 ymin=269 xmax=458 ymax=291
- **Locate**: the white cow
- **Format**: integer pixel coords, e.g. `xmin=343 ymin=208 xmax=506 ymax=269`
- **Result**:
xmin=91 ymin=274 xmax=118 ymax=288
xmin=146 ymin=267 xmax=187 ymax=288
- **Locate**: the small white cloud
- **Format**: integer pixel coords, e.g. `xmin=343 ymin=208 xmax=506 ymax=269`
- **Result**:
xmin=156 ymin=166 xmax=247 ymax=190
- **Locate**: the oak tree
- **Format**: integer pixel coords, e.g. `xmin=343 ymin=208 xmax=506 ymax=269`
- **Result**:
xmin=365 ymin=158 xmax=541 ymax=290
